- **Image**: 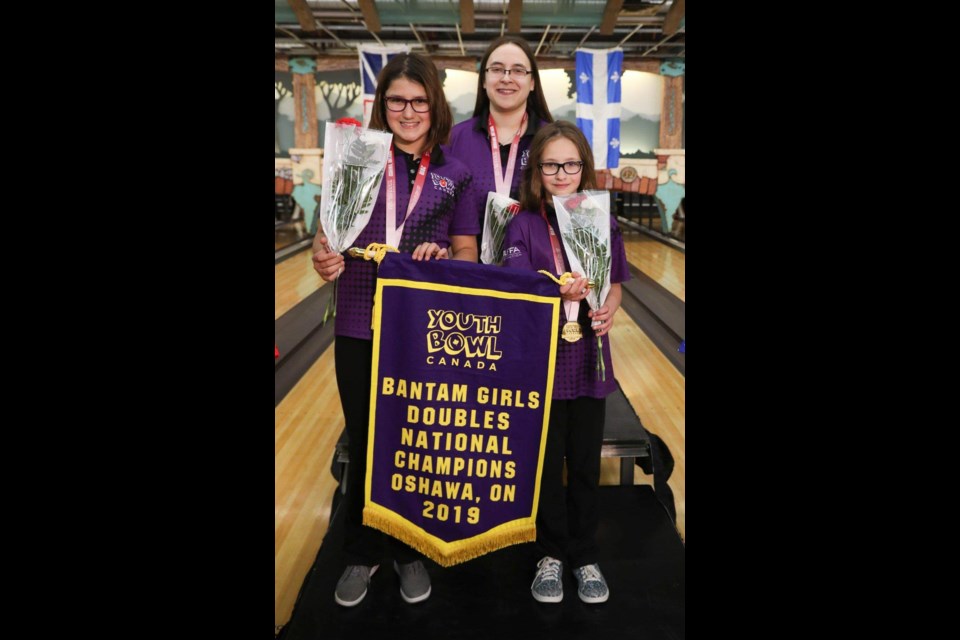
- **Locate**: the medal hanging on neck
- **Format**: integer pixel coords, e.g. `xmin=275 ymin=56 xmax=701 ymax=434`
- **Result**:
xmin=385 ymin=144 xmax=430 ymax=247
xmin=541 ymin=203 xmax=582 ymax=343
xmin=488 ymin=112 xmax=528 ymax=197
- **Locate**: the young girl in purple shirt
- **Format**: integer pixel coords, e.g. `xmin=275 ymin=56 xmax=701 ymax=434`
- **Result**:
xmin=501 ymin=121 xmax=630 ymax=604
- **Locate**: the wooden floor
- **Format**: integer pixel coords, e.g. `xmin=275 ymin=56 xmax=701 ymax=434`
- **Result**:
xmin=275 ymin=250 xmax=324 ymax=319
xmin=275 ymin=220 xmax=310 ymax=251
xmin=622 ymin=233 xmax=685 ymax=302
xmin=275 ymin=231 xmax=685 ymax=630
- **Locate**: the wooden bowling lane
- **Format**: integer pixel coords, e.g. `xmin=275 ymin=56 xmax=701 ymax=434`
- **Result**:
xmin=621 ymin=232 xmax=685 ymax=302
xmin=276 ymin=250 xmax=326 ymax=320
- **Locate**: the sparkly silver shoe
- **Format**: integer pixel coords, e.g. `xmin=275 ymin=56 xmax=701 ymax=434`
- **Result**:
xmin=573 ymin=563 xmax=609 ymax=603
xmin=531 ymin=556 xmax=563 ymax=603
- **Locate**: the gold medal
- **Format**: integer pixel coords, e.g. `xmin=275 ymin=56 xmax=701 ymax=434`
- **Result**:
xmin=561 ymin=321 xmax=583 ymax=343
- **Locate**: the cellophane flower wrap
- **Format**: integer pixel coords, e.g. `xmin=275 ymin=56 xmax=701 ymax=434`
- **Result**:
xmin=318 ymin=121 xmax=393 ymax=254
xmin=318 ymin=120 xmax=393 ymax=323
xmin=481 ymin=191 xmax=521 ymax=265
xmin=552 ymin=190 xmax=613 ymax=381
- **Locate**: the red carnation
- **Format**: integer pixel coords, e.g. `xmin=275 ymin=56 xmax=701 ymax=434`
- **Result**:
xmin=566 ymin=194 xmax=587 ymax=210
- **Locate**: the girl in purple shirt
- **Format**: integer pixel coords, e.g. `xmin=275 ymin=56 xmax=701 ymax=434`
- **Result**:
xmin=502 ymin=121 xmax=630 ymax=605
xmin=312 ymin=53 xmax=480 ymax=609
xmin=447 ymin=36 xmax=554 ymax=249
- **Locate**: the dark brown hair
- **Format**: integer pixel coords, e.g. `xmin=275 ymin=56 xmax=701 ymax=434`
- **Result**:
xmin=520 ymin=120 xmax=598 ymax=211
xmin=472 ymin=36 xmax=554 ymax=125
xmin=369 ymin=52 xmax=453 ymax=153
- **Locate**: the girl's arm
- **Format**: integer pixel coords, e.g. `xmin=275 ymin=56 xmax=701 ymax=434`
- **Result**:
xmin=449 ymin=234 xmax=479 ymax=262
xmin=312 ymin=232 xmax=346 ymax=282
xmin=411 ymin=234 xmax=478 ymax=262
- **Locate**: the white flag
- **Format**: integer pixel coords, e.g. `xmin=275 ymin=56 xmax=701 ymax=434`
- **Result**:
xmin=359 ymin=44 xmax=410 ymax=127
xmin=575 ymin=48 xmax=624 ymax=169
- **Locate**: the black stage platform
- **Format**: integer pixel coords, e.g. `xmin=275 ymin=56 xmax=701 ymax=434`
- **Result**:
xmin=280 ymin=485 xmax=684 ymax=639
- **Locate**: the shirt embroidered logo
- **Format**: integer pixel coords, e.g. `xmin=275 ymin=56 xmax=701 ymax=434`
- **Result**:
xmin=431 ymin=174 xmax=455 ymax=195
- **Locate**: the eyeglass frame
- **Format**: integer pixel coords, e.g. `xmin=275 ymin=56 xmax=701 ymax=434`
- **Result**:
xmin=538 ymin=161 xmax=585 ymax=176
xmin=384 ymin=96 xmax=431 ymax=113
xmin=484 ymin=66 xmax=532 ymax=79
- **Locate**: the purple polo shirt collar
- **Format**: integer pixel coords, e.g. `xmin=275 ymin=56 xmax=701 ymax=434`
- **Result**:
xmin=395 ymin=143 xmax=445 ymax=164
xmin=472 ymin=105 xmax=545 ymax=139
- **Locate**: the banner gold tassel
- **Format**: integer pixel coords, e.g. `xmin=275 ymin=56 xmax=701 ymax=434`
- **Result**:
xmin=351 ymin=243 xmax=400 ymax=330
xmin=538 ymin=270 xmax=573 ymax=286
xmin=348 ymin=242 xmax=398 ymax=264
xmin=537 ymin=270 xmax=596 ymax=289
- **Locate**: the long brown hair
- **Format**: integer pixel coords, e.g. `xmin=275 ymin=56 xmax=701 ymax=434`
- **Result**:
xmin=471 ymin=36 xmax=554 ymax=125
xmin=520 ymin=121 xmax=598 ymax=211
xmin=369 ymin=52 xmax=453 ymax=153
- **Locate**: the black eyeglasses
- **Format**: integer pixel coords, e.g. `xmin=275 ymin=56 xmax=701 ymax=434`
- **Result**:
xmin=384 ymin=96 xmax=430 ymax=113
xmin=538 ymin=161 xmax=584 ymax=175
xmin=485 ymin=66 xmax=531 ymax=78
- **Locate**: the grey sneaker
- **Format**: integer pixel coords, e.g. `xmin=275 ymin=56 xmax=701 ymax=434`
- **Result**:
xmin=573 ymin=563 xmax=609 ymax=603
xmin=531 ymin=556 xmax=563 ymax=603
xmin=334 ymin=564 xmax=379 ymax=607
xmin=394 ymin=560 xmax=431 ymax=603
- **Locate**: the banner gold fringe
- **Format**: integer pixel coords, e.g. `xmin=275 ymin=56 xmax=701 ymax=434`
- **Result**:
xmin=363 ymin=507 xmax=536 ymax=567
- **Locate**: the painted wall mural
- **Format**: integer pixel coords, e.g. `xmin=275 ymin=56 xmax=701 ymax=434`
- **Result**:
xmin=276 ymin=69 xmax=367 ymax=154
xmin=276 ymin=67 xmax=675 ymax=161
xmin=653 ymin=149 xmax=685 ymax=238
xmin=275 ymin=71 xmax=295 ymax=155
xmin=288 ymin=149 xmax=323 ymax=235
xmin=440 ymin=68 xmax=663 ymax=159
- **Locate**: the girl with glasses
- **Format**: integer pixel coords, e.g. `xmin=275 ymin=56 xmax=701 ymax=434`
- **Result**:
xmin=447 ymin=36 xmax=555 ymax=250
xmin=501 ymin=121 xmax=630 ymax=605
xmin=311 ymin=52 xmax=480 ymax=609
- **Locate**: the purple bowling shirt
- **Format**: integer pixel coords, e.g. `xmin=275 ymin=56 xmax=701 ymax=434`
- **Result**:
xmin=335 ymin=145 xmax=481 ymax=340
xmin=448 ymin=108 xmax=546 ymax=228
xmin=501 ymin=205 xmax=630 ymax=400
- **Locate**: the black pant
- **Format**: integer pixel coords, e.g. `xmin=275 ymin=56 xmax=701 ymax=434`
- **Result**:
xmin=535 ymin=396 xmax=606 ymax=569
xmin=335 ymin=336 xmax=421 ymax=567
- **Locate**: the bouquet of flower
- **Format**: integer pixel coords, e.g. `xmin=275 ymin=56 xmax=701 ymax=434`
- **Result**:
xmin=318 ymin=120 xmax=393 ymax=254
xmin=553 ymin=190 xmax=613 ymax=381
xmin=317 ymin=119 xmax=393 ymax=322
xmin=481 ymin=191 xmax=521 ymax=265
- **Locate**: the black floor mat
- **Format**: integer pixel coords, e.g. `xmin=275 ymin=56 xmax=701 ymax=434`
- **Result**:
xmin=280 ymin=484 xmax=684 ymax=640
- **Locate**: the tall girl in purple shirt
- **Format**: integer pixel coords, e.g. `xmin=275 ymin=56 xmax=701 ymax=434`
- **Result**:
xmin=502 ymin=121 xmax=630 ymax=604
xmin=448 ymin=36 xmax=554 ymax=247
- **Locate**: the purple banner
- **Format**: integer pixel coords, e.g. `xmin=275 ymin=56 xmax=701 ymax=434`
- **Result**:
xmin=364 ymin=254 xmax=560 ymax=565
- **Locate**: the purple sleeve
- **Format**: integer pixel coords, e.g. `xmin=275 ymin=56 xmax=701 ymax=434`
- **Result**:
xmin=448 ymin=123 xmax=463 ymax=149
xmin=610 ymin=215 xmax=630 ymax=284
xmin=501 ymin=214 xmax=533 ymax=270
xmin=449 ymin=171 xmax=483 ymax=237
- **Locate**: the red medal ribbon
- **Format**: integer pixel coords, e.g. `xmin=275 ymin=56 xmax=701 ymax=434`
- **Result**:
xmin=540 ymin=202 xmax=579 ymax=324
xmin=385 ymin=144 xmax=431 ymax=247
xmin=488 ymin=112 xmax=527 ymax=196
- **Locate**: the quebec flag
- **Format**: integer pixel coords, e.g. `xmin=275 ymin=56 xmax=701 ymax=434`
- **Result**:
xmin=575 ymin=47 xmax=624 ymax=169
xmin=359 ymin=44 xmax=410 ymax=127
